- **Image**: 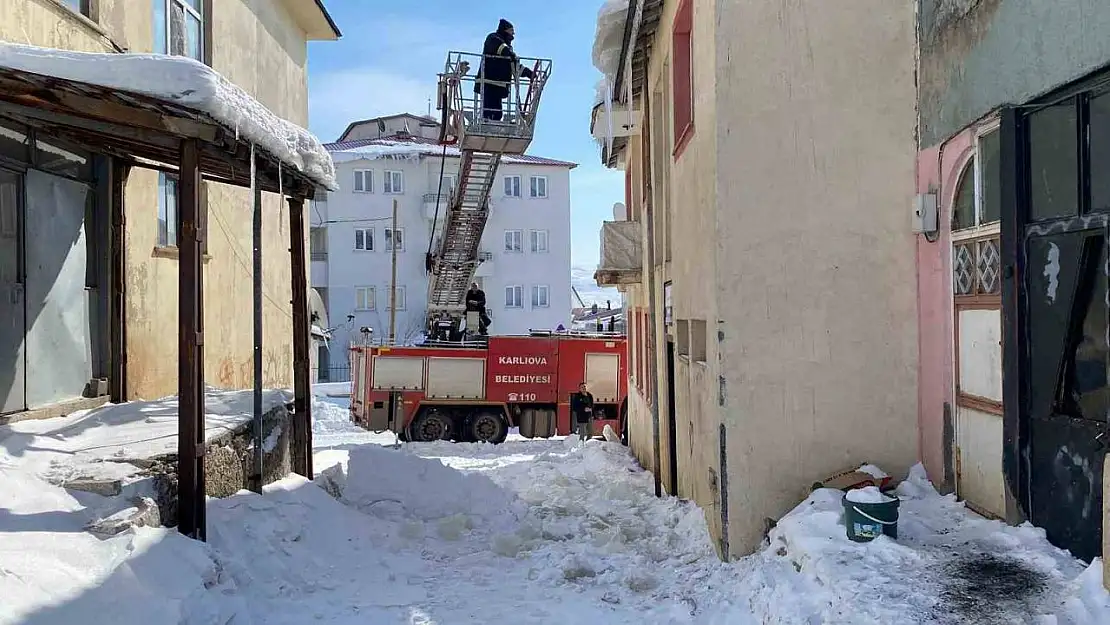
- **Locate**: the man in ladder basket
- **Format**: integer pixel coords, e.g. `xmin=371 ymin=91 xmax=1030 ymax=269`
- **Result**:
xmin=476 ymin=19 xmax=534 ymax=121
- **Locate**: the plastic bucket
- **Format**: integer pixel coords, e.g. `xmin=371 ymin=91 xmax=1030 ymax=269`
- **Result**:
xmin=842 ymin=493 xmax=899 ymax=542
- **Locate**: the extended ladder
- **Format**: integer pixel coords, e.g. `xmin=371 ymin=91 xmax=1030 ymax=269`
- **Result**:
xmin=426 ymin=51 xmax=552 ymax=337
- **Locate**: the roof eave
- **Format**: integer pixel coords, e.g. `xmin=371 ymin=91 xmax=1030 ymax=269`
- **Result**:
xmin=282 ymin=0 xmax=341 ymax=40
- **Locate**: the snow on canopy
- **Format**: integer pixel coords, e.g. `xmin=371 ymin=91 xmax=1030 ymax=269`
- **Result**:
xmin=0 ymin=41 xmax=337 ymax=190
xmin=592 ymin=0 xmax=631 ymax=81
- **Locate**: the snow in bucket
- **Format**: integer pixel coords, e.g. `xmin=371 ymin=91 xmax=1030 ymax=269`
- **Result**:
xmin=844 ymin=486 xmax=900 ymax=542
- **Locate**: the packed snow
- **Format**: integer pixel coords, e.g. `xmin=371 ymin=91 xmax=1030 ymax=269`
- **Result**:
xmin=592 ymin=0 xmax=631 ymax=80
xmin=0 ymin=387 xmax=291 ymax=484
xmin=858 ymin=463 xmax=891 ymax=479
xmin=1 ymin=382 xmax=1109 ymax=624
xmin=0 ymin=42 xmax=336 ymax=190
xmin=845 ymin=485 xmax=896 ymax=504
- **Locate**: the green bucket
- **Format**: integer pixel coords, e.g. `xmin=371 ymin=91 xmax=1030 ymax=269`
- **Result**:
xmin=842 ymin=492 xmax=899 ymax=542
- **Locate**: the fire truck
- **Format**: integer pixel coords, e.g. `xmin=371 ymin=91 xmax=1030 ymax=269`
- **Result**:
xmin=348 ymin=332 xmax=628 ymax=444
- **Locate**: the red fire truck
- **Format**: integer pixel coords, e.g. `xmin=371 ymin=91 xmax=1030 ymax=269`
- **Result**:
xmin=348 ymin=332 xmax=628 ymax=444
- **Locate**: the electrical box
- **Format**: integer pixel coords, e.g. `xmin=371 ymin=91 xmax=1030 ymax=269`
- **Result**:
xmin=912 ymin=193 xmax=938 ymax=234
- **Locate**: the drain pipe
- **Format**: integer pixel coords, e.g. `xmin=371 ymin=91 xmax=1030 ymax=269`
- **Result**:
xmin=642 ymin=91 xmax=663 ymax=499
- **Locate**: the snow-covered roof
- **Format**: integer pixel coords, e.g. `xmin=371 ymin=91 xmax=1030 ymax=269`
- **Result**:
xmin=326 ymin=135 xmax=577 ymax=168
xmin=0 ymin=42 xmax=337 ymax=190
xmin=592 ymin=0 xmax=631 ymax=81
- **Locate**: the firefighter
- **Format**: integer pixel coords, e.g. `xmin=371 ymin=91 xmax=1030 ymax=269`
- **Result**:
xmin=475 ymin=19 xmax=534 ymax=121
xmin=465 ymin=282 xmax=491 ymax=335
xmin=570 ymin=382 xmax=595 ymax=441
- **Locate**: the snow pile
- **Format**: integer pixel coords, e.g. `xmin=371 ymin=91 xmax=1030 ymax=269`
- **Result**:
xmin=0 ymin=467 xmax=242 ymax=624
xmin=0 ymin=42 xmax=336 ymax=190
xmin=700 ymin=464 xmax=1110 ymax=624
xmin=310 ymin=392 xmax=356 ymax=436
xmin=592 ymin=0 xmax=631 ymax=80
xmin=857 ymin=463 xmax=890 ymax=479
xmin=327 ymin=444 xmax=527 ymax=532
xmin=0 ymin=387 xmax=291 ymax=484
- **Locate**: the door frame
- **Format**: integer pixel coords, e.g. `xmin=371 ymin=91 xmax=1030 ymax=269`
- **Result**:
xmin=1001 ymin=91 xmax=1110 ymax=527
xmin=0 ymin=164 xmax=25 ymax=415
xmin=666 ymin=338 xmax=678 ymax=496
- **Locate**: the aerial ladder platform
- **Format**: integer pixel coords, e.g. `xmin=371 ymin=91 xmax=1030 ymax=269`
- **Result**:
xmin=425 ymin=51 xmax=552 ymax=341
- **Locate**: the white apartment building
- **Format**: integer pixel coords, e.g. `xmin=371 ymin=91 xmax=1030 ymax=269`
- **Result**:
xmin=311 ymin=114 xmax=575 ymax=363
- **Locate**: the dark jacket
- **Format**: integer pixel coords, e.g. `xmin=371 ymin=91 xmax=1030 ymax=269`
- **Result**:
xmin=475 ymin=29 xmax=534 ymax=97
xmin=570 ymin=391 xmax=594 ymax=423
xmin=465 ymin=288 xmax=486 ymax=312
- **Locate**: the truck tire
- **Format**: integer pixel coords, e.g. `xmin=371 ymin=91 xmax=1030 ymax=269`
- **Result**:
xmin=410 ymin=409 xmax=452 ymax=442
xmin=470 ymin=411 xmax=508 ymax=445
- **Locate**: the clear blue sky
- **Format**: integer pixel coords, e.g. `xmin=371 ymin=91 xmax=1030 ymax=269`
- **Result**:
xmin=306 ymin=0 xmax=624 ymax=270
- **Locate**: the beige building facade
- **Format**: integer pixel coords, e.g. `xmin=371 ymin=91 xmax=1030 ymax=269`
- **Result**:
xmin=593 ymin=0 xmax=920 ymax=558
xmin=0 ymin=0 xmax=339 ymax=412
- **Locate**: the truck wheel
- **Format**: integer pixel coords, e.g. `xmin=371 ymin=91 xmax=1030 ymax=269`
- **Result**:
xmin=411 ymin=410 xmax=452 ymax=442
xmin=470 ymin=411 xmax=508 ymax=444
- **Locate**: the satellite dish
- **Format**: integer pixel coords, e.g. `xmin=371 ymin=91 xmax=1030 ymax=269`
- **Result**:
xmin=612 ymin=202 xmax=627 ymax=221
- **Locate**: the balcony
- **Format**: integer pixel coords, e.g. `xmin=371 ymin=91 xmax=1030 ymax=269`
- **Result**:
xmin=474 ymin=250 xmax=494 ymax=278
xmin=593 ymin=221 xmax=641 ymax=287
xmin=423 ymin=192 xmax=452 ymax=220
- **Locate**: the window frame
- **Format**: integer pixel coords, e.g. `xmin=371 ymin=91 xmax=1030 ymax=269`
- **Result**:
xmin=154 ymin=0 xmax=206 ymax=62
xmin=531 ymin=284 xmax=550 ymax=308
xmin=385 ymin=285 xmax=407 ymax=311
xmin=385 ymin=227 xmax=404 ymax=252
xmin=505 ymin=284 xmax=524 ymax=308
xmin=384 ymin=170 xmax=404 ymax=195
xmin=529 ymin=229 xmax=549 ymax=253
xmin=504 ymin=175 xmax=522 ymax=197
xmin=353 ymin=169 xmax=373 ymax=193
xmin=354 ymin=227 xmax=374 ymax=251
xmin=952 ymin=123 xmax=1001 ymax=235
xmin=528 ymin=175 xmax=548 ymax=199
xmin=671 ymin=0 xmax=695 ymax=159
xmin=504 ymin=229 xmax=523 ymax=253
xmin=354 ymin=286 xmax=376 ymax=311
xmin=61 ymin=0 xmax=95 ymax=19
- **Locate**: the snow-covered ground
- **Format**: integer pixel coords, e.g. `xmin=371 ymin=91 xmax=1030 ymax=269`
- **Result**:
xmin=1 ymin=383 xmax=1109 ymax=624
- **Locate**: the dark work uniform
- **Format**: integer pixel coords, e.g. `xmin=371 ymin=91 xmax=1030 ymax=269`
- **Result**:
xmin=475 ymin=20 xmax=534 ymax=120
xmin=465 ymin=287 xmax=490 ymax=335
xmin=570 ymin=390 xmax=595 ymax=441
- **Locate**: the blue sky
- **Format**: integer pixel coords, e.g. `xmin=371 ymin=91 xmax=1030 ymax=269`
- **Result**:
xmin=306 ymin=0 xmax=624 ymax=272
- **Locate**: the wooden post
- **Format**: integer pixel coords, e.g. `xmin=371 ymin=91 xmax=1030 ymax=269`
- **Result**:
xmin=288 ymin=195 xmax=312 ymax=478
xmin=250 ymin=148 xmax=263 ymax=494
xmin=389 ymin=198 xmax=399 ymax=344
xmin=177 ymin=138 xmax=206 ymax=540
xmin=108 ymin=159 xmax=130 ymax=404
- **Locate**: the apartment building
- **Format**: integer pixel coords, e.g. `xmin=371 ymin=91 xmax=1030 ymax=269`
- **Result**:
xmin=312 ymin=114 xmax=575 ymax=356
xmin=590 ymin=0 xmax=918 ymax=559
xmin=0 ymin=0 xmax=339 ymax=416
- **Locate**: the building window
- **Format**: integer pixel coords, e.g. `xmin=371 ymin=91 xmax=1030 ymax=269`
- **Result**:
xmin=529 ymin=229 xmax=549 ymax=253
xmin=504 ymin=175 xmax=521 ymax=197
xmin=531 ymin=285 xmax=550 ymax=308
xmin=158 ymin=172 xmax=178 ymax=247
xmin=504 ymin=229 xmax=523 ymax=252
xmin=384 ymin=170 xmax=404 ymax=194
xmin=154 ymin=0 xmax=204 ymax=62
xmin=529 ymin=176 xmax=548 ymax=198
xmin=385 ymin=285 xmax=407 ymax=311
xmin=310 ymin=227 xmax=327 ymax=260
xmin=354 ymin=227 xmax=374 ymax=251
xmin=952 ymin=129 xmax=1001 ymax=231
xmin=385 ymin=227 xmax=404 ymax=252
xmin=671 ymin=0 xmax=694 ymax=158
xmin=505 ymin=285 xmax=523 ymax=308
xmin=355 ymin=286 xmax=376 ymax=311
xmin=62 ymin=0 xmax=94 ymax=18
xmin=353 ymin=170 xmax=373 ymax=193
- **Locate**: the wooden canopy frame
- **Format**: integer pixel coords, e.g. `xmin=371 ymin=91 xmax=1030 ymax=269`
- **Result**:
xmin=0 ymin=65 xmax=320 ymax=541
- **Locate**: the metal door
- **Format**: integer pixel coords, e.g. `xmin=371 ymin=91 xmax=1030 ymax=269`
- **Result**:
xmin=1023 ymin=224 xmax=1107 ymax=561
xmin=0 ymin=169 xmax=24 ymax=414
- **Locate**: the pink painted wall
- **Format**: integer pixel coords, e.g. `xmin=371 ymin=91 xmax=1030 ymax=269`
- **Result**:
xmin=916 ymin=131 xmax=974 ymax=488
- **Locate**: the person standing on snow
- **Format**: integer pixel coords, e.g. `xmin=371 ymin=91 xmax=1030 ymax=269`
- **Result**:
xmin=570 ymin=382 xmax=595 ymax=442
xmin=475 ymin=19 xmax=534 ymax=121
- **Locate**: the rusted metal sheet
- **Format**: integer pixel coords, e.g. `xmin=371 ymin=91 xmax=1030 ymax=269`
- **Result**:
xmin=177 ymin=138 xmax=206 ymax=541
